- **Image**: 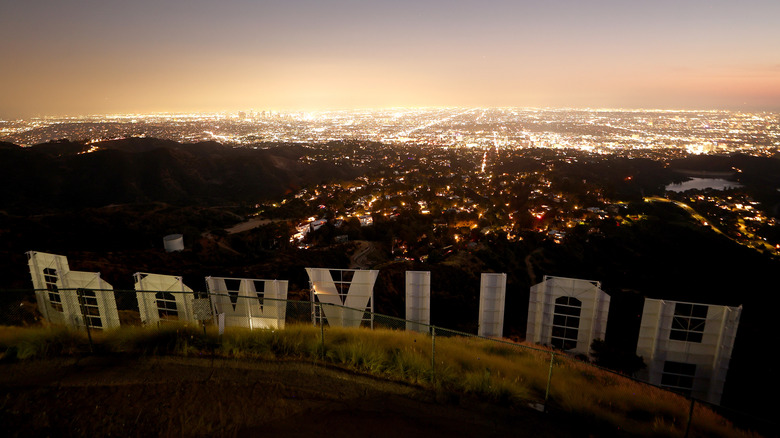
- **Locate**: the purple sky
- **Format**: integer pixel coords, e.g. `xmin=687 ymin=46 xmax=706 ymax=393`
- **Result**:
xmin=1 ymin=0 xmax=778 ymax=117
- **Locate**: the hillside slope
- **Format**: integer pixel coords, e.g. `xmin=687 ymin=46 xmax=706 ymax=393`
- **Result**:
xmin=0 ymin=138 xmax=361 ymax=213
xmin=0 ymin=356 xmax=587 ymax=438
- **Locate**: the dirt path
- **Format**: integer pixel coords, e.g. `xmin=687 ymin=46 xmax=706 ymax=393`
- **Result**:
xmin=0 ymin=356 xmax=589 ymax=437
xmin=349 ymin=240 xmax=373 ymax=269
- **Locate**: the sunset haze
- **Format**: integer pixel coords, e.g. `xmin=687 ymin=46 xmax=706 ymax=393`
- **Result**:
xmin=2 ymin=0 xmax=779 ymax=117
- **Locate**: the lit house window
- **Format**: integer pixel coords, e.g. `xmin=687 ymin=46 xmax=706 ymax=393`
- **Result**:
xmin=77 ymin=289 xmax=102 ymax=329
xmin=551 ymin=296 xmax=581 ymax=350
xmin=661 ymin=361 xmax=696 ymax=393
xmin=156 ymin=292 xmax=179 ymax=320
xmin=43 ymin=268 xmax=63 ymax=312
xmin=670 ymin=303 xmax=707 ymax=343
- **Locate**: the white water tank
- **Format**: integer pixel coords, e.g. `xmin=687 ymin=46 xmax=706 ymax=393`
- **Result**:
xmin=163 ymin=234 xmax=184 ymax=252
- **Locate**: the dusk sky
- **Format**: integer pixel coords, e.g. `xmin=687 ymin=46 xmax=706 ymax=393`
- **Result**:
xmin=2 ymin=0 xmax=779 ymax=118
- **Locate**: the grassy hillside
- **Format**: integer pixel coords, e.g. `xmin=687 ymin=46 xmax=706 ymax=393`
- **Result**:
xmin=0 ymin=325 xmax=761 ymax=437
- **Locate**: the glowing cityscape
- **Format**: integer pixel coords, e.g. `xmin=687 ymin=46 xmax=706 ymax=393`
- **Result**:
xmin=2 ymin=0 xmax=780 ymax=433
xmin=2 ymin=108 xmax=778 ymax=157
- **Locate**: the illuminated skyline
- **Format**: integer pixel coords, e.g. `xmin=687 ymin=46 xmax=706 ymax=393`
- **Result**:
xmin=1 ymin=0 xmax=779 ymax=118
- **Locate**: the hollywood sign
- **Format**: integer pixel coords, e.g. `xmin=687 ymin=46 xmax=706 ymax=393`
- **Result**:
xmin=27 ymin=251 xmax=740 ymax=404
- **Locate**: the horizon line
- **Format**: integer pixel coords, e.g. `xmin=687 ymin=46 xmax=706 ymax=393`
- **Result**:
xmin=5 ymin=106 xmax=779 ymax=121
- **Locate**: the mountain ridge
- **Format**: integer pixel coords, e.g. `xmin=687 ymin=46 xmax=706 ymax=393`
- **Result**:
xmin=0 ymin=137 xmax=361 ymax=213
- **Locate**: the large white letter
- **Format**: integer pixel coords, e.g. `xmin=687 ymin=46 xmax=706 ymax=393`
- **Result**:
xmin=405 ymin=271 xmax=431 ymax=332
xmin=134 ymin=273 xmax=195 ymax=325
xmin=306 ymin=268 xmax=378 ymax=327
xmin=478 ymin=273 xmax=506 ymax=338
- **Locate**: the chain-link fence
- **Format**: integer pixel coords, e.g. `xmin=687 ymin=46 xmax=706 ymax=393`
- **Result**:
xmin=0 ymin=288 xmax=773 ymax=437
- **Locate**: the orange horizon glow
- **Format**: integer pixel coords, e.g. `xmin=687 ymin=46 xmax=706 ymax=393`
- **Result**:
xmin=2 ymin=1 xmax=779 ymax=118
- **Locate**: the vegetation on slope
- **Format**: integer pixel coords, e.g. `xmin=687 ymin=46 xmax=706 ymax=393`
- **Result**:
xmin=0 ymin=325 xmax=759 ymax=438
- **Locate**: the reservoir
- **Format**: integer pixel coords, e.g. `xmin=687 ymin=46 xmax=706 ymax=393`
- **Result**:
xmin=666 ymin=178 xmax=743 ymax=192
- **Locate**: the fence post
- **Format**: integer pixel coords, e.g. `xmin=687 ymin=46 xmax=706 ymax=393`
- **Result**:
xmin=544 ymin=352 xmax=555 ymax=405
xmin=319 ymin=303 xmax=325 ymax=360
xmin=431 ymin=326 xmax=436 ymax=381
xmin=76 ymin=289 xmax=94 ymax=353
xmin=684 ymin=398 xmax=695 ymax=438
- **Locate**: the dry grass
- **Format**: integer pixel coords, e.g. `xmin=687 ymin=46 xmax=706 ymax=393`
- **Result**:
xmin=0 ymin=324 xmax=761 ymax=438
xmin=0 ymin=326 xmax=84 ymax=359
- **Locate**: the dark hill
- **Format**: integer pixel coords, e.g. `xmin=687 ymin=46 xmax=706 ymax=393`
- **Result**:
xmin=0 ymin=138 xmax=361 ymax=213
xmin=25 ymin=139 xmax=92 ymax=157
xmin=92 ymin=137 xmax=185 ymax=153
xmin=550 ymin=157 xmax=676 ymax=200
xmin=668 ymin=154 xmax=780 ymax=214
xmin=669 ymin=153 xmax=780 ymax=184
